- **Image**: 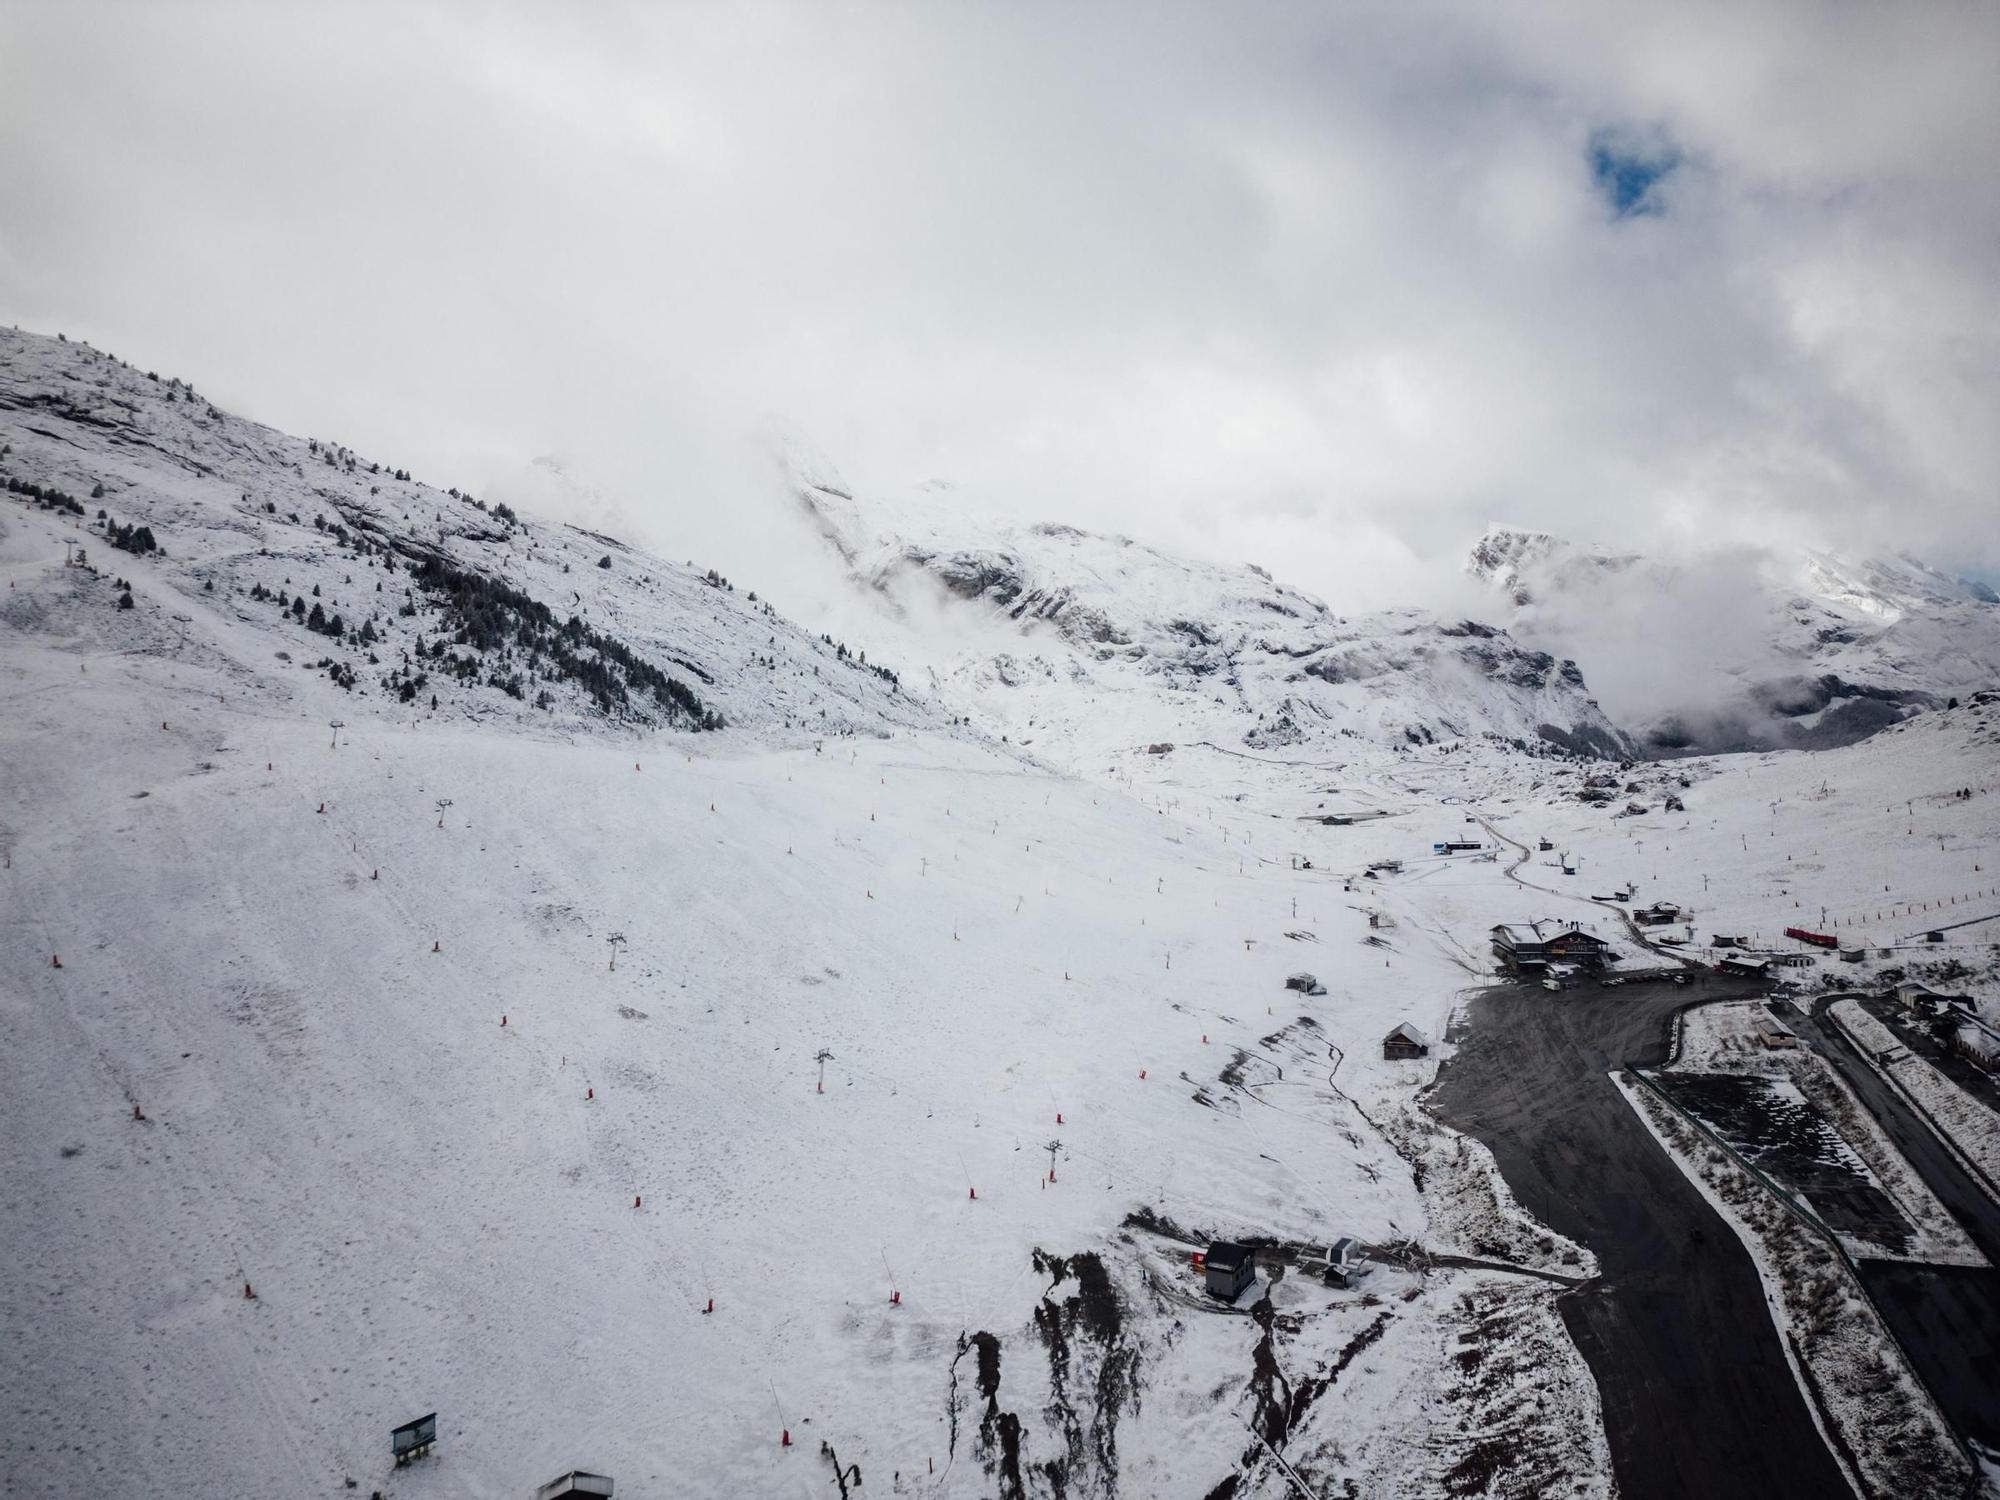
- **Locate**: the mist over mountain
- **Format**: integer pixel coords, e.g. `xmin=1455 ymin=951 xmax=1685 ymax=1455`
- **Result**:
xmin=477 ymin=421 xmax=2000 ymax=766
xmin=766 ymin=432 xmax=1633 ymax=765
xmin=1466 ymin=525 xmax=2000 ymax=754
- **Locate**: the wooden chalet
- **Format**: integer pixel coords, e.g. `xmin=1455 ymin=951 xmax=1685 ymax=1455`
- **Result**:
xmin=1383 ymin=1022 xmax=1430 ymax=1060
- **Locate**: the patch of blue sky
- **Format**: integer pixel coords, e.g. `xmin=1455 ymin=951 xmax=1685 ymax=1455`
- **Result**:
xmin=1589 ymin=129 xmax=1680 ymax=219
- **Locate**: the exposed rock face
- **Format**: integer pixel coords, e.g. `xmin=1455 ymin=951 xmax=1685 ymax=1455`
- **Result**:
xmin=777 ymin=461 xmax=1634 ymax=765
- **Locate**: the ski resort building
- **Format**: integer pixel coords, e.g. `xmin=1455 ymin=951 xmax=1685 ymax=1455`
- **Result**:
xmin=1490 ymin=921 xmax=1612 ymax=972
xmin=1952 ymin=1020 xmax=2000 ymax=1072
xmin=1383 ymin=1022 xmax=1430 ymax=1060
xmin=1894 ymin=982 xmax=1974 ymax=1015
xmin=1203 ymin=1242 xmax=1256 ymax=1302
xmin=1716 ymin=955 xmax=1772 ymax=979
xmin=1895 ymin=981 xmax=1942 ymax=1009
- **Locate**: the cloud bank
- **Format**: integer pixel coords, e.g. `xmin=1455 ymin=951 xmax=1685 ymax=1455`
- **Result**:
xmin=3 ymin=1 xmax=1995 ymax=610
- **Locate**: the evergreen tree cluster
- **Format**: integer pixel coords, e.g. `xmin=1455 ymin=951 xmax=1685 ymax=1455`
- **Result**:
xmin=408 ymin=553 xmax=721 ymax=729
xmin=818 ymin=631 xmax=899 ymax=688
xmin=4 ymin=472 xmax=87 ymax=515
xmin=315 ymin=657 xmax=357 ymax=690
xmin=106 ymin=517 xmax=160 ymax=556
xmin=307 ymin=438 xmax=364 ymax=476
xmin=248 ymin=580 xmax=343 ymax=638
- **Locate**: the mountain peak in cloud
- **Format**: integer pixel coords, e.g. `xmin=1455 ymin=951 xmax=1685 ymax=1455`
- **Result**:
xmin=1467 ymin=524 xmax=2000 ymax=753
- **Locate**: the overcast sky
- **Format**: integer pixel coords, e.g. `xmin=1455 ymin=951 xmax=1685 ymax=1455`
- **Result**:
xmin=3 ymin=1 xmax=1996 ymax=608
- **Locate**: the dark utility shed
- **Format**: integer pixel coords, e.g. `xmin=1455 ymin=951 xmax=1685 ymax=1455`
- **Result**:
xmin=391 ymin=1414 xmax=436 ymax=1468
xmin=1204 ymin=1242 xmax=1256 ymax=1302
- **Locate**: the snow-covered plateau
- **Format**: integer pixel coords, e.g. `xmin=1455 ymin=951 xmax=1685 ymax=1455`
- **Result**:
xmin=4 ymin=327 xmax=1998 ymax=1499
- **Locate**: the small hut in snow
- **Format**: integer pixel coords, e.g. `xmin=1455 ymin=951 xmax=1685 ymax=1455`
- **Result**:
xmin=1756 ymin=1020 xmax=1798 ymax=1050
xmin=535 ymin=1472 xmax=614 ymax=1500
xmin=1953 ymin=1021 xmax=2000 ymax=1072
xmin=1383 ymin=1022 xmax=1430 ymax=1060
xmin=391 ymin=1413 xmax=437 ymax=1468
xmin=1324 ymin=1237 xmax=1370 ymax=1288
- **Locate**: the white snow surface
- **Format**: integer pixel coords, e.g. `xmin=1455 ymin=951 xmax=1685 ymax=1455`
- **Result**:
xmin=7 ymin=326 xmax=1999 ymax=1498
xmin=2 ymin=329 xmax=1613 ymax=1499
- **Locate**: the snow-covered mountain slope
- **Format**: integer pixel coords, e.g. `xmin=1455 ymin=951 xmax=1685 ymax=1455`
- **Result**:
xmin=0 ymin=328 xmax=934 ymax=746
xmin=1469 ymin=526 xmax=2000 ymax=756
xmin=2 ymin=331 xmax=1623 ymax=1499
xmin=779 ymin=443 xmax=1633 ymax=768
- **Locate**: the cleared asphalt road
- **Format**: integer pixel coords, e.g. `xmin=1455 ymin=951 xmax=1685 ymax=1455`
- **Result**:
xmin=1431 ymin=978 xmax=1854 ymax=1500
xmin=1792 ymin=1003 xmax=2000 ymax=1451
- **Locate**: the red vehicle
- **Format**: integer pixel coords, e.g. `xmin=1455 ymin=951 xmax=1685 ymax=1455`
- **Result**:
xmin=1784 ymin=926 xmax=1838 ymax=948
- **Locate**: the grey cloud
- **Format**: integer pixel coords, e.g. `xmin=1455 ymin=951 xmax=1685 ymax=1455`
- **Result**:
xmin=2 ymin=0 xmax=1994 ymax=610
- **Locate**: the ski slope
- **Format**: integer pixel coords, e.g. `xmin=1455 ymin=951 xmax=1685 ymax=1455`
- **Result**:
xmin=6 ymin=324 xmax=1997 ymax=1499
xmin=1 ymin=490 xmax=1605 ymax=1497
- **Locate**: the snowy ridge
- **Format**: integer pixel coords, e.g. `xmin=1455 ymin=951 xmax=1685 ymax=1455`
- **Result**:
xmin=0 ymin=328 xmax=939 ymax=746
xmin=780 ymin=449 xmax=1633 ymax=767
